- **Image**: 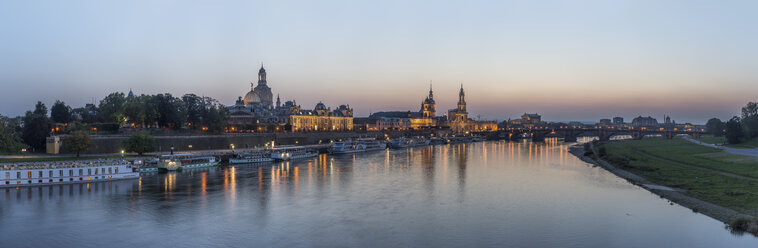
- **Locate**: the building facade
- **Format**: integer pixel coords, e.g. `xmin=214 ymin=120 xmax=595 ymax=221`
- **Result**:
xmin=289 ymin=102 xmax=354 ymax=132
xmin=631 ymin=116 xmax=659 ymax=127
xmin=227 ymin=65 xmax=353 ymax=132
xmin=507 ymin=113 xmax=545 ymax=129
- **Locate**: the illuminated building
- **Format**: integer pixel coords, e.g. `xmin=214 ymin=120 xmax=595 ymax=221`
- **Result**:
xmin=289 ymin=102 xmax=354 ymax=131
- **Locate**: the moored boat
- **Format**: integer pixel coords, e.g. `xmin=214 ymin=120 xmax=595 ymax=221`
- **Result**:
xmin=390 ymin=137 xmax=431 ymax=148
xmin=330 ymin=138 xmax=386 ymax=154
xmin=153 ymin=154 xmax=219 ymax=172
xmin=0 ymin=160 xmax=139 ymax=187
xmin=270 ymin=146 xmax=318 ymax=161
xmin=229 ymin=150 xmax=273 ymax=164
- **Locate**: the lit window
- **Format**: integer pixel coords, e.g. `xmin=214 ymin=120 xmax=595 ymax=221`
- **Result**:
xmin=28 ymin=171 xmax=32 ymax=178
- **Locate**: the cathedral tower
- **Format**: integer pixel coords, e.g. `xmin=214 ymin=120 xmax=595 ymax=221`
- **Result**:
xmin=421 ymin=83 xmax=436 ymax=118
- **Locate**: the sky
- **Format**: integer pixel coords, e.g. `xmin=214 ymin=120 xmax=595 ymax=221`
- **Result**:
xmin=1 ymin=0 xmax=757 ymax=124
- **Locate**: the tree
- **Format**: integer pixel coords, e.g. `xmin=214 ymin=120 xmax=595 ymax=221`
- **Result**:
xmin=742 ymin=102 xmax=758 ymax=119
xmin=725 ymin=116 xmax=744 ymax=144
xmin=122 ymin=131 xmax=155 ymax=155
xmin=705 ymin=118 xmax=725 ymax=137
xmin=0 ymin=115 xmax=24 ymax=154
xmin=50 ymin=100 xmax=73 ymax=124
xmin=22 ymin=102 xmax=51 ymax=151
xmin=62 ymin=131 xmax=95 ymax=157
xmin=741 ymin=102 xmax=758 ymax=138
xmin=124 ymin=95 xmax=146 ymax=127
xmin=99 ymin=92 xmax=127 ymax=124
xmin=183 ymin=94 xmax=204 ymax=129
xmin=204 ymin=105 xmax=228 ymax=134
xmin=32 ymin=101 xmax=47 ymax=116
xmin=155 ymin=93 xmax=186 ymax=129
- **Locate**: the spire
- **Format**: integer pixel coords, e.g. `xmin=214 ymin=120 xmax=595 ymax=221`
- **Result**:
xmin=276 ymin=94 xmax=281 ymax=108
xmin=428 ymin=81 xmax=433 ymax=100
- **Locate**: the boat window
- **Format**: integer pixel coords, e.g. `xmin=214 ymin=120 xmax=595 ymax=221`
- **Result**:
xmin=59 ymin=170 xmax=63 ymax=177
xmin=17 ymin=172 xmax=21 ymax=179
xmin=49 ymin=171 xmax=53 ymax=178
xmin=109 ymin=167 xmax=112 ymax=174
xmin=88 ymin=169 xmax=91 ymax=175
xmin=79 ymin=169 xmax=83 ymax=176
xmin=70 ymin=170 xmax=73 ymax=176
xmin=28 ymin=171 xmax=32 ymax=178
xmin=115 ymin=167 xmax=119 ymax=173
xmin=5 ymin=172 xmax=8 ymax=179
xmin=94 ymin=168 xmax=98 ymax=174
xmin=38 ymin=171 xmax=43 ymax=178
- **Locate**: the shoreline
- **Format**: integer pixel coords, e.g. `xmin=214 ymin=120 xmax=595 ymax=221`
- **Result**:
xmin=568 ymin=143 xmax=752 ymax=224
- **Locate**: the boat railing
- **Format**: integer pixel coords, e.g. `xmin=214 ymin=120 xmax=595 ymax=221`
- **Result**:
xmin=0 ymin=159 xmax=130 ymax=171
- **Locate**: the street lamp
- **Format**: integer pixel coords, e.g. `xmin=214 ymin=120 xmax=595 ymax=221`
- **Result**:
xmin=121 ymin=150 xmax=125 ymax=160
xmin=170 ymin=145 xmax=174 ymax=155
xmin=231 ymin=144 xmax=235 ymax=153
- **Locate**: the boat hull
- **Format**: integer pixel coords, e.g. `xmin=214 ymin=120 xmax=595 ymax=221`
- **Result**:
xmin=229 ymin=158 xmax=273 ymax=164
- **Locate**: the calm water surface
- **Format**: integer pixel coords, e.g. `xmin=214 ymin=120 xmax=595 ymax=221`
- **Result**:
xmin=2 ymin=140 xmax=756 ymax=247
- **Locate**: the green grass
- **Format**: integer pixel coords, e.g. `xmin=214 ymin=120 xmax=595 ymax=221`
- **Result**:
xmin=695 ymin=135 xmax=726 ymax=145
xmin=727 ymin=137 xmax=758 ymax=149
xmin=598 ymin=137 xmax=758 ymax=215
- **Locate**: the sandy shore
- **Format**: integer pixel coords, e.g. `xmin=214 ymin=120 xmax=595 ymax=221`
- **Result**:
xmin=568 ymin=143 xmax=752 ymax=224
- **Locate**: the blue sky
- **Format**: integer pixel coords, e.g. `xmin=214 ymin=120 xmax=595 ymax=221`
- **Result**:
xmin=1 ymin=0 xmax=757 ymax=123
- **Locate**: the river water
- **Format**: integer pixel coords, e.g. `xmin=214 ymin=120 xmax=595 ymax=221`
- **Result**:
xmin=1 ymin=139 xmax=756 ymax=247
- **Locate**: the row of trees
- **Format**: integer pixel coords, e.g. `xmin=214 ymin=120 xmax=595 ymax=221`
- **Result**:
xmin=0 ymin=91 xmax=229 ymax=154
xmin=54 ymin=92 xmax=229 ymax=131
xmin=705 ymin=102 xmax=758 ymax=144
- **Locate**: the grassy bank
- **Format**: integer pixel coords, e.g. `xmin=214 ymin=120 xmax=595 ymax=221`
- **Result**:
xmin=597 ymin=138 xmax=758 ymax=214
xmin=590 ymin=137 xmax=758 ymax=234
xmin=695 ymin=135 xmax=758 ymax=149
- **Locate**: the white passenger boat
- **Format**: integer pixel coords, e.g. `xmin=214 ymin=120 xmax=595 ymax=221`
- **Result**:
xmin=270 ymin=146 xmax=318 ymax=161
xmin=0 ymin=160 xmax=139 ymax=187
xmin=154 ymin=154 xmax=219 ymax=172
xmin=330 ymin=138 xmax=387 ymax=154
xmin=229 ymin=150 xmax=273 ymax=164
xmin=390 ymin=137 xmax=430 ymax=149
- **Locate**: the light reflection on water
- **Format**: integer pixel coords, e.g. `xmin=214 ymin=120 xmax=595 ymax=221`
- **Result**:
xmin=1 ymin=138 xmax=756 ymax=248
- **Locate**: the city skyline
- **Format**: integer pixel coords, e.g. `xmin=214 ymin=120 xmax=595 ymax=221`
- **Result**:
xmin=3 ymin=0 xmax=758 ymax=123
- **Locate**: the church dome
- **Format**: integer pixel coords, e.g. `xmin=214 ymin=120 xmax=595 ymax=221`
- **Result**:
xmin=244 ymin=90 xmax=261 ymax=105
xmin=424 ymin=97 xmax=435 ymax=104
xmin=314 ymin=102 xmax=327 ymax=111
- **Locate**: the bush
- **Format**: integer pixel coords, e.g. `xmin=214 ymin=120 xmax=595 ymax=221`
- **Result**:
xmin=728 ymin=218 xmax=758 ymax=235
xmin=122 ymin=131 xmax=155 ymax=155
xmin=62 ymin=131 xmax=96 ymax=157
xmin=597 ymin=147 xmax=607 ymax=158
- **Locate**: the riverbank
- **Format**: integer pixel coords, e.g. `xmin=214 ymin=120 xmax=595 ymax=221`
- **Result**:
xmin=568 ymin=140 xmax=754 ymax=227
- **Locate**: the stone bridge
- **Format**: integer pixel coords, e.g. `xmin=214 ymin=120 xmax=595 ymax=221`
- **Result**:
xmin=474 ymin=127 xmax=705 ymax=142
